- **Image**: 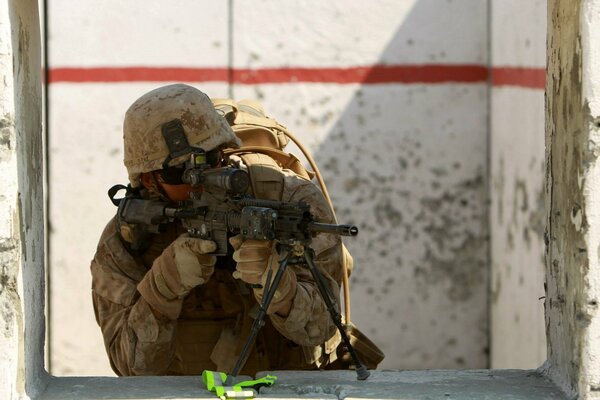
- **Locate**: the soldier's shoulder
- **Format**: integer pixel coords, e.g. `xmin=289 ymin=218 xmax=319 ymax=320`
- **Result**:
xmin=92 ymin=217 xmax=146 ymax=283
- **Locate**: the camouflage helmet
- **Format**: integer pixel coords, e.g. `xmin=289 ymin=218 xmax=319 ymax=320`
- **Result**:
xmin=123 ymin=84 xmax=241 ymax=187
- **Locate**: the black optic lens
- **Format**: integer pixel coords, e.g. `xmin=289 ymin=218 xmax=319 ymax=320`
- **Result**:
xmin=206 ymin=149 xmax=222 ymax=167
xmin=159 ymin=166 xmax=185 ymax=184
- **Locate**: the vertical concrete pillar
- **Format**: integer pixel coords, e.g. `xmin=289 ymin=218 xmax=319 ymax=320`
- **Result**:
xmin=0 ymin=2 xmax=23 ymax=397
xmin=489 ymin=0 xmax=547 ymax=369
xmin=546 ymin=0 xmax=600 ymax=397
xmin=0 ymin=0 xmax=46 ymax=398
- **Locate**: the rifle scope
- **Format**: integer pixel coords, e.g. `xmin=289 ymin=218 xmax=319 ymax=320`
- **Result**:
xmin=184 ymin=167 xmax=250 ymax=194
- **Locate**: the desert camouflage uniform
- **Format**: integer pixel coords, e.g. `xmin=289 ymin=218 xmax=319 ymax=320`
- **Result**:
xmin=91 ymin=167 xmax=350 ymax=376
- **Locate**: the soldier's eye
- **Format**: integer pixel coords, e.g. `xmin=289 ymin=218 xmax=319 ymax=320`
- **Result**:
xmin=206 ymin=149 xmax=222 ymax=167
xmin=158 ymin=166 xmax=184 ymax=184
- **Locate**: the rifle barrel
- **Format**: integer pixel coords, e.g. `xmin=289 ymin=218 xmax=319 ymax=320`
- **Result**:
xmin=308 ymin=222 xmax=358 ymax=236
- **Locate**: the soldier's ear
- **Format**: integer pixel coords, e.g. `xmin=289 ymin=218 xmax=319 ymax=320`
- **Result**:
xmin=140 ymin=172 xmax=154 ymax=189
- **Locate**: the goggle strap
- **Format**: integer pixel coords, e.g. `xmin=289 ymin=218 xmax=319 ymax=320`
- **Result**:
xmin=161 ymin=119 xmax=192 ymax=168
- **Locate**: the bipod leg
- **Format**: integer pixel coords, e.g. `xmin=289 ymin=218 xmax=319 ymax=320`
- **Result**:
xmin=228 ymin=250 xmax=292 ymax=379
xmin=303 ymin=247 xmax=370 ymax=380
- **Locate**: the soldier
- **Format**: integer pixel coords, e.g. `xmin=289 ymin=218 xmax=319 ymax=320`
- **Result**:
xmin=90 ymin=84 xmax=362 ymax=376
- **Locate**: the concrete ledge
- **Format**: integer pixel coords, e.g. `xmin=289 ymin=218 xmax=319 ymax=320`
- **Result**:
xmin=38 ymin=370 xmax=566 ymax=400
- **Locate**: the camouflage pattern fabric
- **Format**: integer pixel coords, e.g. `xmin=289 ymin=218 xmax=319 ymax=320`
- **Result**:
xmin=90 ymin=165 xmax=352 ymax=376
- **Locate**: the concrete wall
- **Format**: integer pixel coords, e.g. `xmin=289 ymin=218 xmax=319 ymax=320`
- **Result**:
xmin=0 ymin=0 xmax=47 ymax=398
xmin=489 ymin=0 xmax=547 ymax=369
xmin=47 ymin=0 xmax=490 ymax=375
xmin=545 ymin=0 xmax=600 ymax=398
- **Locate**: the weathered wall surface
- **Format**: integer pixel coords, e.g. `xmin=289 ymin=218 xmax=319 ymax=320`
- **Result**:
xmin=0 ymin=0 xmax=47 ymax=398
xmin=489 ymin=0 xmax=547 ymax=368
xmin=0 ymin=3 xmax=24 ymax=397
xmin=47 ymin=0 xmax=490 ymax=375
xmin=545 ymin=0 xmax=600 ymax=398
xmin=545 ymin=0 xmax=583 ymax=396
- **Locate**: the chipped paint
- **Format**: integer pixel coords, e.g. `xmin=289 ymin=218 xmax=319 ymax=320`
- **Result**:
xmin=544 ymin=0 xmax=600 ymax=397
xmin=571 ymin=205 xmax=583 ymax=232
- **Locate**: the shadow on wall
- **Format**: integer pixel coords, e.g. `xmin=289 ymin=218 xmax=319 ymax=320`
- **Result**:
xmin=304 ymin=0 xmax=489 ymax=369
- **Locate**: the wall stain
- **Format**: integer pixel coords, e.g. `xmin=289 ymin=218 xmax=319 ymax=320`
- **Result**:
xmin=417 ymin=233 xmax=486 ymax=302
xmin=374 ymin=197 xmax=403 ymax=226
xmin=490 ymin=271 xmax=501 ymax=304
xmin=529 ymin=181 xmax=545 ymax=240
xmin=494 ymin=157 xmax=505 ymax=224
xmin=413 ymin=171 xmax=487 ymax=302
xmin=513 ymin=179 xmax=529 ymax=221
xmin=423 ymin=214 xmax=454 ymax=251
xmin=0 ymin=114 xmax=14 ymax=150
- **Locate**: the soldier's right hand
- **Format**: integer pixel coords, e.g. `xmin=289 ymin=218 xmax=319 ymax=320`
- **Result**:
xmin=152 ymin=234 xmax=217 ymax=299
xmin=170 ymin=234 xmax=217 ymax=289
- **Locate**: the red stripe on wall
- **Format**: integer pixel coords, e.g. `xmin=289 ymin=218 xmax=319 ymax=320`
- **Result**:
xmin=48 ymin=65 xmax=546 ymax=88
xmin=491 ymin=67 xmax=546 ymax=89
xmin=233 ymin=65 xmax=488 ymax=84
xmin=49 ymin=65 xmax=488 ymax=85
xmin=49 ymin=67 xmax=229 ymax=83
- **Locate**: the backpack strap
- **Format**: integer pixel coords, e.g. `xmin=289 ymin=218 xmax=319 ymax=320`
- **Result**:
xmin=237 ymin=153 xmax=284 ymax=201
xmin=213 ymin=98 xmax=290 ymax=150
xmin=212 ymin=98 xmax=238 ymax=125
xmin=224 ymin=147 xmax=314 ymax=181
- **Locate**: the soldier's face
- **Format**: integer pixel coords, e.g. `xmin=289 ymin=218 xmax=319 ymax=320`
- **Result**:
xmin=141 ymin=170 xmax=201 ymax=202
xmin=155 ymin=171 xmax=201 ymax=202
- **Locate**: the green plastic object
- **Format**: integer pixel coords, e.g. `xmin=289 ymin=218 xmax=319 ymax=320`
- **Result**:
xmin=202 ymin=370 xmax=277 ymax=400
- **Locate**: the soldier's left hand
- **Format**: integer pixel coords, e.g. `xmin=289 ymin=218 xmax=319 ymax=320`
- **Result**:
xmin=230 ymin=235 xmax=297 ymax=316
xmin=229 ymin=235 xmax=274 ymax=284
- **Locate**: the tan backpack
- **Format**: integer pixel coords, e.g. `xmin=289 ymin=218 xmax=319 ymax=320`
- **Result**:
xmin=212 ymin=98 xmax=314 ymax=181
xmin=213 ymin=98 xmax=385 ymax=367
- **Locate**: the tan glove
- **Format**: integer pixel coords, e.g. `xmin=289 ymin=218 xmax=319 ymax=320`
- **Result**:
xmin=138 ymin=234 xmax=216 ymax=319
xmin=230 ymin=235 xmax=296 ymax=315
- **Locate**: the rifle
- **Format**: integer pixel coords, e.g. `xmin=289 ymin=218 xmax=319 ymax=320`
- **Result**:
xmin=108 ymin=150 xmax=370 ymax=380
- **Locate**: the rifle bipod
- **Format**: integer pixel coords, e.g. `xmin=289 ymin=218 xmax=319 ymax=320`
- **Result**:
xmin=228 ymin=243 xmax=370 ymax=381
